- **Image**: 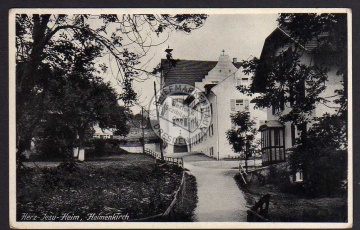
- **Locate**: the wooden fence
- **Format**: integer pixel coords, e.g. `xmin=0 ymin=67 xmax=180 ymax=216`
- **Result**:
xmin=131 ymin=149 xmax=186 ymax=221
xmin=144 ymin=148 xmax=184 ymax=168
xmin=247 ymin=194 xmax=271 ymax=222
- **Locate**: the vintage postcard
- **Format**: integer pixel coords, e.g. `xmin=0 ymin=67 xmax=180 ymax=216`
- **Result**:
xmin=9 ymin=8 xmax=352 ymax=229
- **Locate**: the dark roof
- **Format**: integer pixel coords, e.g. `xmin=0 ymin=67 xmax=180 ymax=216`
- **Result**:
xmin=252 ymin=28 xmax=291 ymax=92
xmin=161 ymin=59 xmax=242 ymax=87
xmin=253 ymin=27 xmax=333 ymax=92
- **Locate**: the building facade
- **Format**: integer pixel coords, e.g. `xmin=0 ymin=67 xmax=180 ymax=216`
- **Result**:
xmin=160 ymin=53 xmax=266 ymax=159
xmin=254 ymin=27 xmax=343 ymax=167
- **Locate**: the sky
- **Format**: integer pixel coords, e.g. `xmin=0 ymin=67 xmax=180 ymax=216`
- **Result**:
xmin=101 ymin=14 xmax=279 ymax=114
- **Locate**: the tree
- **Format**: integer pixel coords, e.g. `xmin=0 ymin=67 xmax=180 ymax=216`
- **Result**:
xmin=238 ymin=13 xmax=347 ymax=187
xmin=30 ymin=67 xmax=130 ymax=161
xmin=240 ymin=13 xmax=346 ymax=127
xmin=289 ymin=113 xmax=347 ymax=196
xmin=15 ymin=14 xmax=208 ymax=157
xmin=226 ymin=111 xmax=258 ymax=172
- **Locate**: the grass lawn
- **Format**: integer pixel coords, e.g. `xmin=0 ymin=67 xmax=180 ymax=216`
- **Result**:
xmin=17 ymin=153 xmax=197 ymax=221
xmin=235 ymin=174 xmax=348 ymax=222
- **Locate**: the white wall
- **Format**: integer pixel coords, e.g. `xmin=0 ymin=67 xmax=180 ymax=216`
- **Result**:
xmin=212 ymin=72 xmax=267 ymax=159
xmin=190 ymin=71 xmax=267 ymax=159
xmin=120 ymin=143 xmax=160 ymax=154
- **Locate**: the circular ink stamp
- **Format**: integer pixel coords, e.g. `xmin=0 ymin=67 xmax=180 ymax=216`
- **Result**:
xmin=148 ymin=84 xmax=212 ymax=148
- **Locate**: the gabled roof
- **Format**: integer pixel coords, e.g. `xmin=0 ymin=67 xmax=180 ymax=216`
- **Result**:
xmin=252 ymin=27 xmax=291 ymax=92
xmin=161 ymin=59 xmax=242 ymax=87
xmin=253 ymin=26 xmax=332 ymax=92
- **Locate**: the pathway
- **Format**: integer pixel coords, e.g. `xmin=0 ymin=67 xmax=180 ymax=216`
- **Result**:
xmin=165 ymin=152 xmax=248 ymax=222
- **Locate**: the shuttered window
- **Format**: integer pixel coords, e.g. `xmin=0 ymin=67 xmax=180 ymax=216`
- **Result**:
xmin=245 ymin=99 xmax=249 ymax=110
xmin=232 ymin=99 xmax=250 ymax=111
xmin=230 ymin=99 xmax=236 ymax=111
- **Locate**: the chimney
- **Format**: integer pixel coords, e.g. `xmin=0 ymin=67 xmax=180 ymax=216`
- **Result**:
xmin=233 ymin=58 xmax=237 ymax=63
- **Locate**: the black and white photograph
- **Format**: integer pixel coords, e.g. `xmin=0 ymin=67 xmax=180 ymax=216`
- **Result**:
xmin=9 ymin=8 xmax=352 ymax=229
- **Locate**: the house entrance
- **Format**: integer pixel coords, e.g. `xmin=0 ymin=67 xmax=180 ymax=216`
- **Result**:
xmin=173 ymin=136 xmax=188 ymax=153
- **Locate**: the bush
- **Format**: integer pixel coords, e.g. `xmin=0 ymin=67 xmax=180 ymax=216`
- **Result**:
xmin=267 ymin=164 xmax=295 ymax=193
xmin=86 ymin=138 xmax=125 ymax=158
xmin=303 ymin=150 xmax=347 ymax=197
xmin=34 ymin=137 xmax=74 ymax=160
xmin=289 ymin=147 xmax=347 ymax=197
xmin=41 ymin=161 xmax=82 ymax=191
xmin=288 ymin=113 xmax=347 ymax=197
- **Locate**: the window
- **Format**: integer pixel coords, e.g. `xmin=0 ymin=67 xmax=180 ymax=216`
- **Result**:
xmin=210 ymin=104 xmax=213 ymax=115
xmin=260 ymin=126 xmax=285 ymax=166
xmin=235 ymin=99 xmax=244 ymax=111
xmin=231 ymin=99 xmax=249 ymax=111
xmin=274 ymin=129 xmax=281 ymax=146
xmin=291 ymin=124 xmax=296 ymax=146
xmin=272 ymin=96 xmax=285 ymax=115
xmin=242 ymin=78 xmax=249 ymax=84
xmin=173 ymin=118 xmax=184 ymax=126
xmin=295 ymin=170 xmax=303 ymax=182
xmin=174 ymin=98 xmax=184 ymax=104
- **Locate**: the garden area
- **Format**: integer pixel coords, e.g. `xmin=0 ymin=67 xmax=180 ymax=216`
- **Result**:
xmin=235 ymin=165 xmax=348 ymax=222
xmin=17 ymin=152 xmax=198 ymax=222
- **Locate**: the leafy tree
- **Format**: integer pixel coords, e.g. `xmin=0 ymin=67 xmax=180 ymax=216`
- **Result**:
xmin=289 ymin=113 xmax=347 ymax=196
xmin=31 ymin=69 xmax=130 ymax=161
xmin=53 ymin=74 xmax=130 ymax=159
xmin=15 ymin=14 xmax=208 ymax=158
xmin=240 ymin=13 xmax=346 ymax=127
xmin=238 ymin=13 xmax=347 ymax=187
xmin=33 ymin=113 xmax=78 ymax=160
xmin=226 ymin=111 xmax=258 ymax=172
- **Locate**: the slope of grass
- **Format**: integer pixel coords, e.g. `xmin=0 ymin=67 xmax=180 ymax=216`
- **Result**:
xmin=17 ymin=153 xmax=187 ymax=221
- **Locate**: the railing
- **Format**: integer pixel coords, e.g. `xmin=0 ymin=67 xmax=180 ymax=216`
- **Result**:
xmin=162 ymin=170 xmax=186 ymax=218
xmin=131 ymin=149 xmax=186 ymax=221
xmin=144 ymin=148 xmax=184 ymax=168
xmin=247 ymin=194 xmax=271 ymax=222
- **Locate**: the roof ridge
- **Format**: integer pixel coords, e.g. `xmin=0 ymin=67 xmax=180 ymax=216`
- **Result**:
xmin=161 ymin=58 xmax=218 ymax=62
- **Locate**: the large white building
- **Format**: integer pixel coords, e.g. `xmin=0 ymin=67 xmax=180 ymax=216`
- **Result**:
xmin=159 ymin=53 xmax=266 ymax=159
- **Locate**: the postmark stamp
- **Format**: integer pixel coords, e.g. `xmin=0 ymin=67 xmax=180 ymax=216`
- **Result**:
xmin=148 ymin=84 xmax=212 ymax=148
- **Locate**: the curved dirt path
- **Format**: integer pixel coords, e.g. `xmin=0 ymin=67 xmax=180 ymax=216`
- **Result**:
xmin=166 ymin=152 xmax=248 ymax=222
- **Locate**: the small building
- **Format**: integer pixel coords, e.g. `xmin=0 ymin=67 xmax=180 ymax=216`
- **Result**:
xmin=93 ymin=126 xmax=114 ymax=139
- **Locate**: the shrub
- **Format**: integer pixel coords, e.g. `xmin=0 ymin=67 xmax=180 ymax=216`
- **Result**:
xmin=34 ymin=137 xmax=74 ymax=160
xmin=86 ymin=139 xmax=124 ymax=158
xmin=267 ymin=164 xmax=294 ymax=193
xmin=288 ymin=113 xmax=347 ymax=197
